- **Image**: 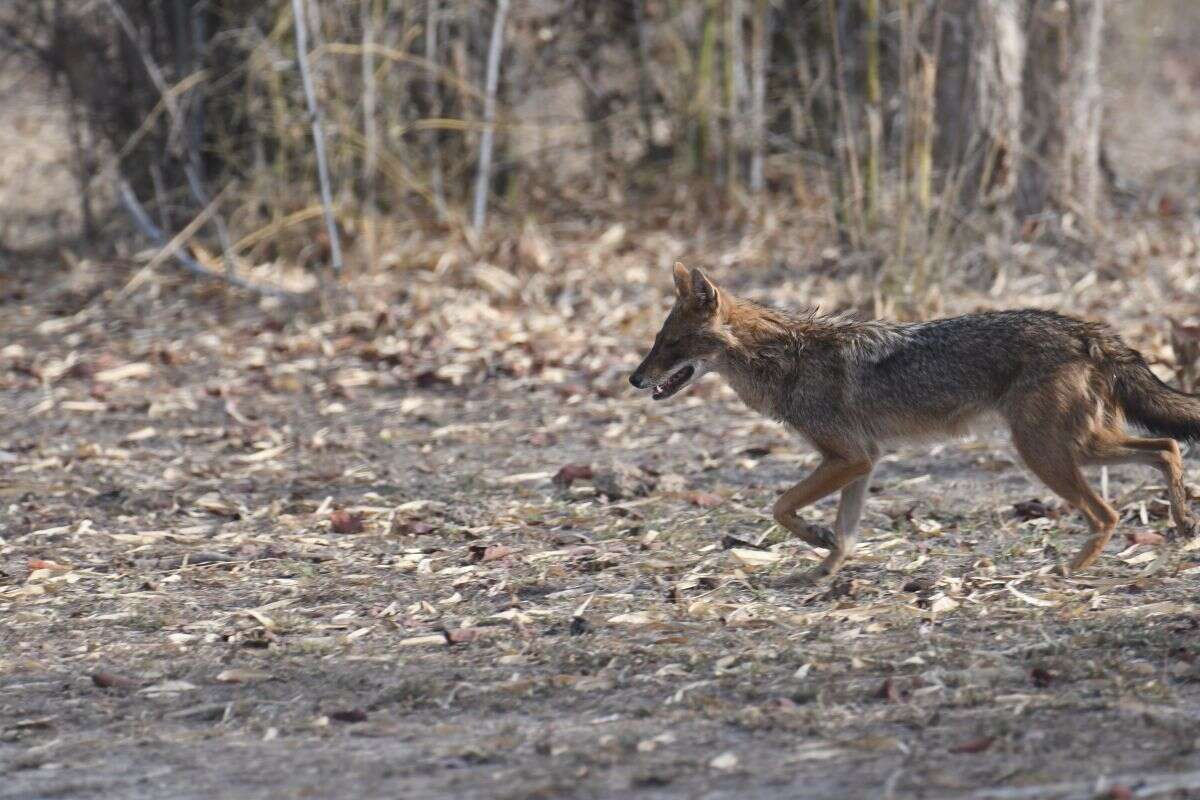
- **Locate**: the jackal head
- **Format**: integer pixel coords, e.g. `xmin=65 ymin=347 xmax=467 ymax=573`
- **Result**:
xmin=629 ymin=262 xmax=724 ymax=401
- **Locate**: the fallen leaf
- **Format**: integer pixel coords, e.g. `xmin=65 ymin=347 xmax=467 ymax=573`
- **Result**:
xmin=7 ymin=716 xmax=56 ymax=731
xmin=721 ymin=534 xmax=765 ymax=551
xmin=140 ymin=680 xmax=198 ymax=695
xmin=1030 ymin=667 xmax=1055 ymax=688
xmin=92 ymin=671 xmax=140 ymax=690
xmin=608 ymin=611 xmax=660 ymax=626
xmin=194 ymin=493 xmax=240 ymax=517
xmin=122 ymin=426 xmax=158 ymax=443
xmin=94 ymin=362 xmax=153 ymax=383
xmin=549 ymin=462 xmax=592 ymax=489
xmin=1006 ymin=582 xmax=1057 ymax=608
xmin=878 ymin=678 xmax=903 ymax=704
xmin=1125 ymin=530 xmax=1166 ymax=547
xmin=28 ymin=559 xmax=70 ymax=573
xmin=949 ymin=736 xmax=994 ymax=754
xmin=330 ymin=510 xmax=365 ymax=534
xmin=399 ymin=634 xmax=446 ymax=647
xmin=443 ymin=627 xmax=484 ymax=645
xmin=242 ymin=609 xmax=278 ymax=631
xmin=928 ymin=594 xmax=959 ymax=614
xmin=216 ymin=668 xmax=273 ymax=684
xmin=166 ymin=702 xmax=230 ymax=722
xmin=469 ymin=543 xmax=513 ymax=563
xmin=1013 ymin=498 xmax=1060 ymax=521
xmin=729 ymin=548 xmax=780 ymax=568
xmin=902 ymin=576 xmax=939 ymax=592
xmin=328 ymin=708 xmax=368 ymax=723
xmin=591 ymin=462 xmax=654 ymax=499
xmin=688 ymin=491 xmax=724 ymax=508
xmin=709 ymin=751 xmax=739 ymax=771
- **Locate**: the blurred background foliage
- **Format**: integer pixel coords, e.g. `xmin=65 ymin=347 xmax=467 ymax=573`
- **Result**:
xmin=0 ymin=0 xmax=1198 ymax=302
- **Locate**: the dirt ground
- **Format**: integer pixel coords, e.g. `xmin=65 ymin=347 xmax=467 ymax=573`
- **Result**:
xmin=5 ymin=7 xmax=1200 ymax=791
xmin=2 ymin=244 xmax=1200 ymax=800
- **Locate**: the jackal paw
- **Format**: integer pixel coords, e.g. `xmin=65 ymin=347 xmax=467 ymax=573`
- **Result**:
xmin=798 ymin=523 xmax=837 ymax=550
xmin=1172 ymin=516 xmax=1200 ymax=542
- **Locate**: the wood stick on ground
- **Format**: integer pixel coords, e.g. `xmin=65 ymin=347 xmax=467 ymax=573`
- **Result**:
xmin=471 ymin=0 xmax=511 ymax=234
xmin=291 ymin=0 xmax=344 ymax=274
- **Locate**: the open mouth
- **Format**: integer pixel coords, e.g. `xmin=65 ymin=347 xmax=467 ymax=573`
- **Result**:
xmin=652 ymin=364 xmax=696 ymax=401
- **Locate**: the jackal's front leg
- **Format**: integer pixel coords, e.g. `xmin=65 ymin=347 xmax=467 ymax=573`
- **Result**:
xmin=771 ymin=455 xmax=874 ymax=585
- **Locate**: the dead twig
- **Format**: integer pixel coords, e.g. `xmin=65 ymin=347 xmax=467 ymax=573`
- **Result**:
xmin=184 ymin=163 xmax=236 ymax=279
xmin=117 ymin=179 xmax=301 ymax=300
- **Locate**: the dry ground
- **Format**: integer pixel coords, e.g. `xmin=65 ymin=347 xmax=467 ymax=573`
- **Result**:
xmin=3 ymin=241 xmax=1200 ymax=800
xmin=6 ymin=6 xmax=1200 ymax=797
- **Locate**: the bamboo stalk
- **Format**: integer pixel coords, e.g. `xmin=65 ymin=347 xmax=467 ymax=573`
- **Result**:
xmin=825 ymin=0 xmax=865 ymax=245
xmin=632 ymin=0 xmax=656 ymax=148
xmin=914 ymin=50 xmax=936 ymax=222
xmin=361 ymin=0 xmax=378 ymax=207
xmin=890 ymin=0 xmax=913 ymax=292
xmin=863 ymin=0 xmax=881 ymax=224
xmin=291 ymin=0 xmax=344 ymax=273
xmin=188 ymin=0 xmax=207 ymax=184
xmin=471 ymin=0 xmax=511 ymax=233
xmin=426 ymin=0 xmax=446 ymax=217
xmin=695 ymin=1 xmax=719 ymax=177
xmin=748 ymin=0 xmax=771 ymax=194
xmin=726 ymin=0 xmax=748 ymax=192
xmin=360 ymin=0 xmax=379 ymax=270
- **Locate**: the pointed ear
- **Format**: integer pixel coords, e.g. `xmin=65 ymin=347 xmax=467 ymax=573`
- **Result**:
xmin=672 ymin=261 xmax=691 ymax=298
xmin=691 ymin=268 xmax=718 ymax=310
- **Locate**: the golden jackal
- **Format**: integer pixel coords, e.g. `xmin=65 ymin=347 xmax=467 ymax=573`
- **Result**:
xmin=630 ymin=263 xmax=1199 ymax=584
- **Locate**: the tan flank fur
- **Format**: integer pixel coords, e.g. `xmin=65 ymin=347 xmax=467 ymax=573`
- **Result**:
xmin=630 ymin=262 xmax=1200 ymax=584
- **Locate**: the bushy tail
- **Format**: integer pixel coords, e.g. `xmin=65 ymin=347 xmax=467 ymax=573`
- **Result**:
xmin=1113 ymin=356 xmax=1200 ymax=442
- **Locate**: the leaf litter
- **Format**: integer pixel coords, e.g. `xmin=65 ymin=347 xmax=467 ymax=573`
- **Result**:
xmin=2 ymin=231 xmax=1200 ymax=797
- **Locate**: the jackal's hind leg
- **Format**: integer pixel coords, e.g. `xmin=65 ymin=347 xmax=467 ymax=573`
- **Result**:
xmin=1011 ymin=425 xmax=1120 ymax=574
xmin=1080 ymin=436 xmax=1197 ymax=539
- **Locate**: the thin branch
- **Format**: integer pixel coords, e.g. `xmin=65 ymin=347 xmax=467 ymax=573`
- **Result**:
xmin=101 ymin=0 xmax=186 ymax=151
xmin=185 ymin=163 xmax=236 ymax=279
xmin=291 ymin=0 xmax=344 ymax=274
xmin=117 ymin=180 xmax=299 ymax=300
xmin=471 ymin=0 xmax=511 ymax=233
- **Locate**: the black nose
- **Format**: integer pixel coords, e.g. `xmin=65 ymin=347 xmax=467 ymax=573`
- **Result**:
xmin=629 ymin=372 xmax=644 ymax=388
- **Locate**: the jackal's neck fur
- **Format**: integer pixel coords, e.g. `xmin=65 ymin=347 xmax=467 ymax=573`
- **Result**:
xmin=715 ymin=296 xmax=903 ymax=418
